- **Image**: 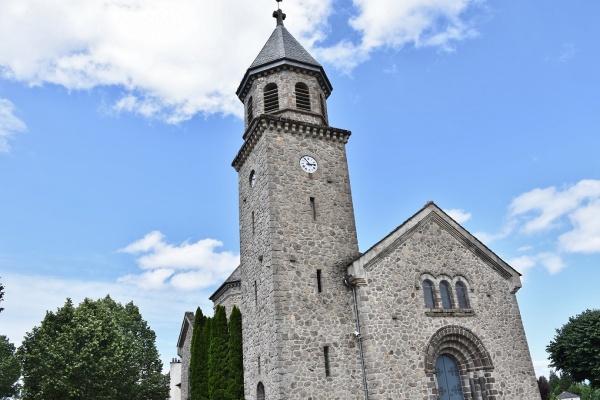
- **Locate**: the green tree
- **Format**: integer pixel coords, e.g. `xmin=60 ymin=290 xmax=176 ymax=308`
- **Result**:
xmin=538 ymin=375 xmax=551 ymax=400
xmin=18 ymin=296 xmax=169 ymax=400
xmin=198 ymin=317 xmax=212 ymax=400
xmin=208 ymin=305 xmax=228 ymax=400
xmin=547 ymin=309 xmax=600 ymax=387
xmin=0 ymin=335 xmax=21 ymax=399
xmin=227 ymin=306 xmax=244 ymax=400
xmin=190 ymin=307 xmax=207 ymax=400
xmin=0 ymin=277 xmax=5 ymax=314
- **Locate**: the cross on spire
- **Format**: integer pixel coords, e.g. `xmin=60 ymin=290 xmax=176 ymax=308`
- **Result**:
xmin=273 ymin=0 xmax=286 ymax=26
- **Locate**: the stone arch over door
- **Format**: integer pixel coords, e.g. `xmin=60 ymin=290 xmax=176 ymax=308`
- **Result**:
xmin=425 ymin=326 xmax=497 ymax=400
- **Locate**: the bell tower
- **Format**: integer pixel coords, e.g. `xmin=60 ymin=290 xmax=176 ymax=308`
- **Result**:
xmin=233 ymin=2 xmax=362 ymax=398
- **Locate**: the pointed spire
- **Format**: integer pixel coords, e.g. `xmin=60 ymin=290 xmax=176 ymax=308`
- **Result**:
xmin=235 ymin=0 xmax=333 ymax=100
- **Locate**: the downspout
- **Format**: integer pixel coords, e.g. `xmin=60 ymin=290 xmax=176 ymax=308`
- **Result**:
xmin=344 ymin=275 xmax=369 ymax=400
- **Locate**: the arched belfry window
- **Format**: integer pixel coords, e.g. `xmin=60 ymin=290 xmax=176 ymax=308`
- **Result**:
xmin=257 ymin=382 xmax=265 ymax=400
xmin=295 ymin=82 xmax=310 ymax=111
xmin=247 ymin=96 xmax=254 ymax=123
xmin=439 ymin=280 xmax=453 ymax=309
xmin=422 ymin=279 xmax=436 ymax=309
xmin=264 ymin=83 xmax=279 ymax=113
xmin=455 ymin=281 xmax=469 ymax=309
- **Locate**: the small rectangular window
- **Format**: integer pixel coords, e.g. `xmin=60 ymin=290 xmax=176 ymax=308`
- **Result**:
xmin=252 ymin=211 xmax=255 ymax=235
xmin=254 ymin=280 xmax=258 ymax=305
xmin=324 ymin=346 xmax=330 ymax=377
xmin=258 ymin=356 xmax=261 ymax=375
xmin=316 ymin=269 xmax=322 ymax=293
xmin=310 ymin=197 xmax=316 ymax=221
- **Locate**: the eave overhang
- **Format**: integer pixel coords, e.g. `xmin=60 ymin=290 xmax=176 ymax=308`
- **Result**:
xmin=236 ymin=59 xmax=333 ymax=103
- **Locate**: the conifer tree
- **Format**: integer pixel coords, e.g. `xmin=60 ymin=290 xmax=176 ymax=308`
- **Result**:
xmin=227 ymin=306 xmax=244 ymax=400
xmin=189 ymin=307 xmax=207 ymax=400
xmin=208 ymin=305 xmax=229 ymax=400
xmin=198 ymin=317 xmax=212 ymax=400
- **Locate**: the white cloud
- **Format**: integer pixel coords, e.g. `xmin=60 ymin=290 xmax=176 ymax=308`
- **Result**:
xmin=508 ymin=252 xmax=566 ymax=275
xmin=475 ymin=180 xmax=600 ymax=275
xmin=0 ymin=98 xmax=26 ymax=153
xmin=509 ymin=180 xmax=600 ymax=235
xmin=313 ymin=0 xmax=481 ymax=72
xmin=118 ymin=230 xmax=239 ymax=290
xmin=559 ymin=199 xmax=600 ymax=253
xmin=508 ymin=180 xmax=600 ymax=255
xmin=0 ymin=0 xmax=484 ymax=122
xmin=532 ymin=359 xmax=551 ymax=379
xmin=444 ymin=208 xmax=471 ymax=223
xmin=474 ymin=219 xmax=516 ymax=244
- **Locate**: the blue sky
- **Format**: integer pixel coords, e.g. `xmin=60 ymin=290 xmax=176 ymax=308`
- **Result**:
xmin=1 ymin=0 xmax=599 ymax=378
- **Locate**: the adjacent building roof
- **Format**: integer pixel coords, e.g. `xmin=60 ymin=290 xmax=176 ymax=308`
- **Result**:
xmin=558 ymin=392 xmax=581 ymax=399
xmin=210 ymin=265 xmax=242 ymax=301
xmin=176 ymin=311 xmax=195 ymax=354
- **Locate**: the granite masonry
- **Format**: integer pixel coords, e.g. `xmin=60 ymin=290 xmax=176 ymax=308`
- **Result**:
xmin=177 ymin=5 xmax=540 ymax=400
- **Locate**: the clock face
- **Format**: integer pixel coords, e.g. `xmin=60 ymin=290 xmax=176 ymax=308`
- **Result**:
xmin=249 ymin=170 xmax=256 ymax=187
xmin=300 ymin=155 xmax=318 ymax=173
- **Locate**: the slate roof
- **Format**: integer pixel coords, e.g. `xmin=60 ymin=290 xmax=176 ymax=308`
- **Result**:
xmin=236 ymin=23 xmax=332 ymax=100
xmin=558 ymin=392 xmax=580 ymax=399
xmin=249 ymin=25 xmax=321 ymax=70
xmin=209 ymin=265 xmax=242 ymax=301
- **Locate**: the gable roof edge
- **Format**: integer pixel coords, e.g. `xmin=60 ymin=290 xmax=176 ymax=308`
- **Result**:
xmin=347 ymin=202 xmax=522 ymax=293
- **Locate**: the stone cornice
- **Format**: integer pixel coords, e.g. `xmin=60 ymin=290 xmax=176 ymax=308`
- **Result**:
xmin=232 ymin=115 xmax=351 ymax=171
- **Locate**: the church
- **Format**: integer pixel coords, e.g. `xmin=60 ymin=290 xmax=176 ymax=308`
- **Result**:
xmin=177 ymin=3 xmax=540 ymax=399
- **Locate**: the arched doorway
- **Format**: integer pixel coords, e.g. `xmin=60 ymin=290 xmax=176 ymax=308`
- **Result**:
xmin=435 ymin=354 xmax=464 ymax=400
xmin=425 ymin=326 xmax=495 ymax=399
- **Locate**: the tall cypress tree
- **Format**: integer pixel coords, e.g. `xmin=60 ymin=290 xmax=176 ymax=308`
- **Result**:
xmin=189 ymin=307 xmax=206 ymax=400
xmin=198 ymin=317 xmax=212 ymax=400
xmin=227 ymin=306 xmax=244 ymax=400
xmin=208 ymin=305 xmax=229 ymax=400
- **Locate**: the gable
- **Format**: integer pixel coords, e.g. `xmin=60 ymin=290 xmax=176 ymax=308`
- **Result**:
xmin=347 ymin=202 xmax=522 ymax=293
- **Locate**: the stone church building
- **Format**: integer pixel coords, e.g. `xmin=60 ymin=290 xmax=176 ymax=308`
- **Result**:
xmin=178 ymin=4 xmax=540 ymax=400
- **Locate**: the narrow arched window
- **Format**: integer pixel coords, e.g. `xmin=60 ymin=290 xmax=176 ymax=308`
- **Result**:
xmin=264 ymin=83 xmax=279 ymax=113
xmin=456 ymin=281 xmax=469 ymax=309
xmin=295 ymin=82 xmax=310 ymax=111
xmin=247 ymin=96 xmax=254 ymax=123
xmin=257 ymin=382 xmax=265 ymax=400
xmin=422 ymin=279 xmax=436 ymax=309
xmin=439 ymin=281 xmax=453 ymax=309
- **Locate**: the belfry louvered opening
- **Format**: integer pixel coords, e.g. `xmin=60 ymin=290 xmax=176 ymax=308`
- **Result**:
xmin=264 ymin=83 xmax=279 ymax=113
xmin=295 ymin=82 xmax=310 ymax=111
xmin=247 ymin=96 xmax=254 ymax=123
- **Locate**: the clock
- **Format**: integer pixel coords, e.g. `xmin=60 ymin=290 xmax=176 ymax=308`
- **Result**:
xmin=300 ymin=155 xmax=318 ymax=173
xmin=249 ymin=170 xmax=256 ymax=187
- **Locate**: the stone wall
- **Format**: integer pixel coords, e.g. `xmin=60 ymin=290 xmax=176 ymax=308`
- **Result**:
xmin=244 ymin=69 xmax=328 ymax=129
xmin=236 ymin=108 xmax=363 ymax=398
xmin=351 ymin=213 xmax=540 ymax=400
xmin=176 ymin=313 xmax=194 ymax=400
